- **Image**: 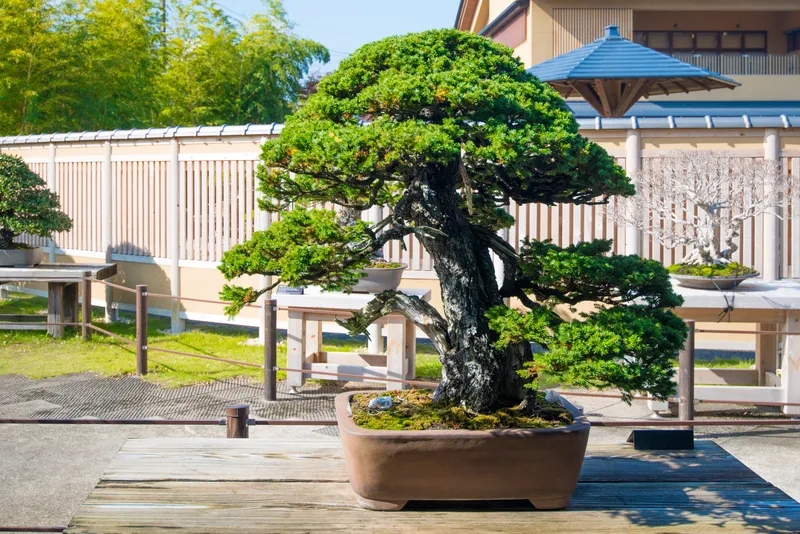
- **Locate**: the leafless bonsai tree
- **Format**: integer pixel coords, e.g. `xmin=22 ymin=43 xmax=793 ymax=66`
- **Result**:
xmin=615 ymin=151 xmax=794 ymax=266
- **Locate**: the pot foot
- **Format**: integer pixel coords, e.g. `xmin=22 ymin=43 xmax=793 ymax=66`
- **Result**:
xmin=355 ymin=495 xmax=407 ymax=511
xmin=530 ymin=495 xmax=571 ymax=510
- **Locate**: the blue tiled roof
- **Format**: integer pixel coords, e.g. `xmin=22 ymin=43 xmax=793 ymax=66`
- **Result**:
xmin=567 ymin=100 xmax=800 ymax=118
xmin=528 ymin=26 xmax=739 ymax=89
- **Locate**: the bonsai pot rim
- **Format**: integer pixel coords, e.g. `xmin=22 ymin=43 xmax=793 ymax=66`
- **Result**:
xmin=670 ymin=272 xmax=759 ymax=290
xmin=335 ymin=390 xmax=590 ymax=511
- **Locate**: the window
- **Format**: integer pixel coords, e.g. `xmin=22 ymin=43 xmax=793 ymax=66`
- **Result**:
xmin=789 ymin=29 xmax=800 ymax=52
xmin=633 ymin=30 xmax=768 ymax=55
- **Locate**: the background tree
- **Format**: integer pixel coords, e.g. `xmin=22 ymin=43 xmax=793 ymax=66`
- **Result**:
xmin=614 ymin=151 xmax=796 ymax=266
xmin=219 ymin=30 xmax=687 ymax=413
xmin=0 ymin=154 xmax=72 ymax=249
xmin=0 ymin=0 xmax=328 ymax=135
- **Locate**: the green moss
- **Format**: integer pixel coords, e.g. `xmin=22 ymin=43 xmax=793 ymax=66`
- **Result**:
xmin=667 ymin=262 xmax=757 ymax=277
xmin=366 ymin=261 xmax=403 ymax=269
xmin=350 ymin=389 xmax=573 ymax=431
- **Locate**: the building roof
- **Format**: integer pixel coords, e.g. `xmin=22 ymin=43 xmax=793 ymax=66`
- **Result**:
xmin=528 ymin=26 xmax=739 ymax=91
xmin=568 ymin=100 xmax=800 ymax=130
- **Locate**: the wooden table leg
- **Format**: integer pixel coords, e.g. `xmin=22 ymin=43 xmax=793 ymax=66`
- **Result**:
xmin=404 ymin=319 xmax=417 ymax=380
xmin=386 ymin=316 xmax=407 ymax=391
xmin=756 ymin=322 xmax=778 ymax=386
xmin=287 ymin=309 xmax=306 ymax=392
xmin=48 ymin=282 xmax=78 ymax=338
xmin=782 ymin=312 xmax=800 ymax=415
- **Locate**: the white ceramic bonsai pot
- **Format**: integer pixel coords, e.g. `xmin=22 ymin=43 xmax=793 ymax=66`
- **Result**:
xmin=351 ymin=264 xmax=406 ymax=293
xmin=0 ymin=246 xmax=44 ymax=267
xmin=670 ymin=272 xmax=759 ymax=290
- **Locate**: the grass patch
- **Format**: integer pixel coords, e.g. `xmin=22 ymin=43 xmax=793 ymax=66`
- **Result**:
xmin=0 ymin=291 xmax=441 ymax=387
xmin=667 ymin=262 xmax=757 ymax=277
xmin=350 ymin=389 xmax=573 ymax=431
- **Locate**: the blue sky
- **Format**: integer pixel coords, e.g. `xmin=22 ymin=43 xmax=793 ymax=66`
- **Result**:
xmin=217 ymin=0 xmax=460 ymax=72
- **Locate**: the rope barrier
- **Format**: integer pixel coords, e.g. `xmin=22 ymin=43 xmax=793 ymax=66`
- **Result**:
xmin=2 ymin=417 xmax=798 ymax=428
xmin=93 ymin=279 xmax=137 ymax=294
xmin=0 ymin=322 xmax=79 ymax=327
xmin=276 ymin=366 xmax=439 ymax=387
xmin=148 ymin=346 xmax=263 ymax=368
xmin=88 ymin=324 xmax=136 ymax=345
xmin=147 ymin=292 xmax=259 ymax=309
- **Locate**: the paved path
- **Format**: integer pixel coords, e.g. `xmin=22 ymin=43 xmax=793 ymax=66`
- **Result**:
xmin=0 ymin=373 xmax=798 ymax=531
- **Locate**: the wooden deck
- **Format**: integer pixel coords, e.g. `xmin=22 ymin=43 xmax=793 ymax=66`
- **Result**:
xmin=66 ymin=438 xmax=800 ymax=533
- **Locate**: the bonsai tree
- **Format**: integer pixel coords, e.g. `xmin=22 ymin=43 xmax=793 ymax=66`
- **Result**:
xmin=219 ymin=30 xmax=687 ymax=413
xmin=615 ymin=151 xmax=795 ymax=270
xmin=0 ymin=154 xmax=71 ymax=250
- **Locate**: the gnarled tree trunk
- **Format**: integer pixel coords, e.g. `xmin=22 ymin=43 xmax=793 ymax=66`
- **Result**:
xmin=409 ymin=166 xmax=530 ymax=412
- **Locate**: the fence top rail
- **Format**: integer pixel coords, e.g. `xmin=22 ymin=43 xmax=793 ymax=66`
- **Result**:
xmin=3 ymin=114 xmax=800 ymax=148
xmin=0 ymin=124 xmax=283 ymax=145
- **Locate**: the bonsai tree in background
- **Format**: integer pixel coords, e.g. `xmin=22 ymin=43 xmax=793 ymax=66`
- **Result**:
xmin=615 ymin=151 xmax=795 ymax=273
xmin=0 ymin=154 xmax=71 ymax=250
xmin=219 ymin=30 xmax=687 ymax=412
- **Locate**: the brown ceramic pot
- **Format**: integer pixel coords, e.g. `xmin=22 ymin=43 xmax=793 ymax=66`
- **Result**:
xmin=335 ymin=391 xmax=590 ymax=511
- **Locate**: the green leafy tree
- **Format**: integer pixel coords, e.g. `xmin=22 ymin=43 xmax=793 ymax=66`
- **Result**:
xmin=0 ymin=154 xmax=72 ymax=249
xmin=155 ymin=0 xmax=328 ymax=126
xmin=0 ymin=0 xmax=79 ymax=134
xmin=218 ymin=30 xmax=687 ymax=412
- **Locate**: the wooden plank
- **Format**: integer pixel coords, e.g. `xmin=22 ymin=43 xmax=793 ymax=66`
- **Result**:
xmin=68 ymin=479 xmax=800 ymax=533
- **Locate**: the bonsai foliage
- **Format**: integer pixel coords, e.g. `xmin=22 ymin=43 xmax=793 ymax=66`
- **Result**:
xmin=219 ymin=30 xmax=687 ymax=412
xmin=614 ymin=151 xmax=796 ymax=266
xmin=0 ymin=154 xmax=71 ymax=249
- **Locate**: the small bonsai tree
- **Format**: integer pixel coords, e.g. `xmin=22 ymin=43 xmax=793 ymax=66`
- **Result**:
xmin=615 ymin=151 xmax=795 ymax=269
xmin=219 ymin=30 xmax=687 ymax=413
xmin=0 ymin=154 xmax=72 ymax=250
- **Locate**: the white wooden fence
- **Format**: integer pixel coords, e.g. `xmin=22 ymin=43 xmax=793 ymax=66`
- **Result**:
xmin=2 ymin=125 xmax=798 ymax=304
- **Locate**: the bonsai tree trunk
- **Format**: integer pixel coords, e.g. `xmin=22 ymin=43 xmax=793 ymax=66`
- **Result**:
xmin=411 ymin=169 xmax=529 ymax=412
xmin=0 ymin=228 xmax=15 ymax=250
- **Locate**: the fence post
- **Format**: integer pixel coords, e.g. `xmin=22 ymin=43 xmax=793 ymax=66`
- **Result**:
xmin=226 ymin=404 xmax=249 ymax=438
xmin=264 ymin=299 xmax=278 ymax=401
xmin=136 ymin=284 xmax=148 ymax=376
xmin=102 ymin=140 xmax=116 ymax=322
xmin=624 ymin=129 xmax=642 ymax=256
xmin=679 ymin=320 xmax=695 ymax=424
xmin=81 ymin=271 xmax=92 ymax=341
xmin=763 ymin=129 xmax=780 ymax=281
xmin=48 ymin=142 xmax=57 ymax=263
xmin=168 ymin=136 xmax=184 ymax=334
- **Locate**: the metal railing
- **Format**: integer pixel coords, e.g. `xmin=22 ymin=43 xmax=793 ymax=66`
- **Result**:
xmin=673 ymin=53 xmax=800 ymax=75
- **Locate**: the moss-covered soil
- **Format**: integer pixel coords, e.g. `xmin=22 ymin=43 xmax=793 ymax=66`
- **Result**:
xmin=350 ymin=389 xmax=574 ymax=431
xmin=667 ymin=262 xmax=757 ymax=277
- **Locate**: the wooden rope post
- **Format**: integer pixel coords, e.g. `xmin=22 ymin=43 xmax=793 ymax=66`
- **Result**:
xmin=136 ymin=284 xmax=148 ymax=376
xmin=81 ymin=271 xmax=92 ymax=341
xmin=679 ymin=320 xmax=695 ymax=425
xmin=226 ymin=404 xmax=249 ymax=438
xmin=264 ymin=299 xmax=278 ymax=401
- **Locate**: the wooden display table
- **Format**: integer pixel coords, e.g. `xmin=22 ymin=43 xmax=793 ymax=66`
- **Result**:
xmin=276 ymin=288 xmax=431 ymax=392
xmin=672 ymin=279 xmax=800 ymax=415
xmin=0 ymin=263 xmax=117 ymax=338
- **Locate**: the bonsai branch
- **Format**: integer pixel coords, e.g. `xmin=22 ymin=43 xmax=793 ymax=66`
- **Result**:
xmin=337 ymin=290 xmax=451 ymax=354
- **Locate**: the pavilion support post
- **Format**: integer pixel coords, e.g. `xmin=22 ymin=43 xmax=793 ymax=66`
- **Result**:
xmin=102 ymin=140 xmax=116 ymax=322
xmin=625 ymin=129 xmax=643 ymax=256
xmin=168 ymin=137 xmax=184 ymax=334
xmin=763 ymin=129 xmax=781 ymax=281
xmin=48 ymin=142 xmax=57 ymax=264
